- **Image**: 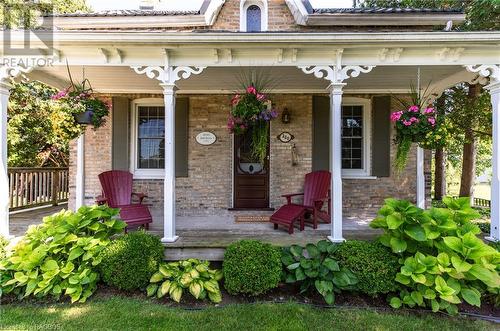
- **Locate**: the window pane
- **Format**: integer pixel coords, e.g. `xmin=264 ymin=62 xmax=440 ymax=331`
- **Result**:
xmin=246 ymin=5 xmax=261 ymax=32
xmin=341 ymin=106 xmax=363 ymax=170
xmin=137 ymin=106 xmax=165 ymax=169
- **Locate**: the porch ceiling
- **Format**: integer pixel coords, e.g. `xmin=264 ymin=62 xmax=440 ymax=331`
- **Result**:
xmin=30 ymin=65 xmax=470 ymax=94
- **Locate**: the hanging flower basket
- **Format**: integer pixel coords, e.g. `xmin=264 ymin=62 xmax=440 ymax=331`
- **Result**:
xmin=391 ymin=103 xmax=449 ymax=172
xmin=51 ymin=65 xmax=110 ymax=135
xmin=227 ymin=85 xmax=278 ymax=163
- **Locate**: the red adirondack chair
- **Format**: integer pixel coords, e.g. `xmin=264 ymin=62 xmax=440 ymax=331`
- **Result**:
xmin=96 ymin=170 xmax=153 ymax=231
xmin=270 ymin=171 xmax=331 ymax=234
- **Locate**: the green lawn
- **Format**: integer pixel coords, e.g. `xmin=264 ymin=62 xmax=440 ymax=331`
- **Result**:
xmin=0 ymin=297 xmax=494 ymax=331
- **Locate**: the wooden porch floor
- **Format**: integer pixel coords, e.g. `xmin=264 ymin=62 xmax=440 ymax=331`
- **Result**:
xmin=9 ymin=206 xmax=381 ymax=260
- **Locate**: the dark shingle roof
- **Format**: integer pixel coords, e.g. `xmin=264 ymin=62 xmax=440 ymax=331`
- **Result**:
xmin=49 ymin=10 xmax=200 ymax=18
xmin=313 ymin=7 xmax=463 ymax=14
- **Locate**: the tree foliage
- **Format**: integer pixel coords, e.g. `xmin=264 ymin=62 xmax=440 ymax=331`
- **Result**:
xmin=358 ymin=0 xmax=500 ymax=31
xmin=0 ymin=0 xmax=88 ymax=29
xmin=7 ymin=80 xmax=85 ymax=167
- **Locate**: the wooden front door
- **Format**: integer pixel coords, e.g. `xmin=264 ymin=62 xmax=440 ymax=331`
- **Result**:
xmin=233 ymin=127 xmax=270 ymax=209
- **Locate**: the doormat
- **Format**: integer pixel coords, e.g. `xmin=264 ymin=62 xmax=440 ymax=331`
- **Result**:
xmin=235 ymin=215 xmax=270 ymax=223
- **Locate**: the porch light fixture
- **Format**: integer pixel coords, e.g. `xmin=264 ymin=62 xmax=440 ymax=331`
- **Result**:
xmin=281 ymin=108 xmax=291 ymax=124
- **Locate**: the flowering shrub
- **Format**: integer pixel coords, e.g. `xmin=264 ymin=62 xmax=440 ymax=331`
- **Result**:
xmin=227 ymin=85 xmax=278 ymax=162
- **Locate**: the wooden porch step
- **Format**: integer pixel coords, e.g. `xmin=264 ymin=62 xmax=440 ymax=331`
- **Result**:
xmin=161 ymin=229 xmax=382 ymax=261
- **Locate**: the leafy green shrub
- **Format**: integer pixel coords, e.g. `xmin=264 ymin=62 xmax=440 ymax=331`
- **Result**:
xmin=223 ymin=240 xmax=281 ymax=296
xmin=371 ymin=197 xmax=500 ymax=314
xmin=474 ymin=220 xmax=490 ymax=234
xmin=147 ymin=259 xmax=223 ymax=303
xmin=99 ymin=231 xmax=164 ymax=291
xmin=282 ymin=240 xmax=358 ymax=304
xmin=0 ymin=235 xmax=9 ymax=260
xmin=0 ymin=206 xmax=125 ymax=303
xmin=332 ymin=240 xmax=400 ymax=296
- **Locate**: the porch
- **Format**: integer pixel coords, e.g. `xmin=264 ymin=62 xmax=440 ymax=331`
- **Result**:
xmin=9 ymin=206 xmax=379 ymax=260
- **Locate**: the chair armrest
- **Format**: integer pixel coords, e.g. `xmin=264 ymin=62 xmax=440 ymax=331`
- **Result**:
xmin=132 ymin=192 xmax=148 ymax=204
xmin=282 ymin=193 xmax=303 ymax=204
xmin=95 ymin=196 xmax=107 ymax=205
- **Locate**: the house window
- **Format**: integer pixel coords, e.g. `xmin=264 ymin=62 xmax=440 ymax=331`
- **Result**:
xmin=137 ymin=106 xmax=165 ymax=169
xmin=342 ymin=106 xmax=363 ymax=170
xmin=131 ymin=100 xmax=166 ymax=179
xmin=240 ymin=1 xmax=267 ymax=32
xmin=341 ymin=100 xmax=371 ymax=177
xmin=246 ymin=5 xmax=261 ymax=32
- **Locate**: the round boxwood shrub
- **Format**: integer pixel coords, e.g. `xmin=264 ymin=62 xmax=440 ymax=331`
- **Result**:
xmin=223 ymin=240 xmax=282 ymax=296
xmin=332 ymin=240 xmax=400 ymax=296
xmin=99 ymin=230 xmax=164 ymax=291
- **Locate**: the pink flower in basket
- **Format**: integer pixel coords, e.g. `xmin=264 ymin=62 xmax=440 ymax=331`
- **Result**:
xmin=52 ymin=89 xmax=69 ymax=100
xmin=390 ymin=111 xmax=403 ymax=122
xmin=256 ymin=93 xmax=267 ymax=101
xmin=231 ymin=94 xmax=241 ymax=106
xmin=246 ymin=86 xmax=257 ymax=95
xmin=428 ymin=117 xmax=436 ymax=126
xmin=408 ymin=105 xmax=420 ymax=113
xmin=402 ymin=120 xmax=413 ymax=126
xmin=424 ymin=107 xmax=435 ymax=114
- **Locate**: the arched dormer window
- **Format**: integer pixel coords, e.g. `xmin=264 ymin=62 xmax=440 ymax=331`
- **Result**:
xmin=240 ymin=1 xmax=267 ymax=32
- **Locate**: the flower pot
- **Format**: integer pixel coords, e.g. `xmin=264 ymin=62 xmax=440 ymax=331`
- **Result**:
xmin=74 ymin=110 xmax=94 ymax=125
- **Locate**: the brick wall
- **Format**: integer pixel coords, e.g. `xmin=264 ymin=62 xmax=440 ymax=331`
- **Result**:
xmin=209 ymin=0 xmax=432 ymax=32
xmin=69 ymin=93 xmax=430 ymax=225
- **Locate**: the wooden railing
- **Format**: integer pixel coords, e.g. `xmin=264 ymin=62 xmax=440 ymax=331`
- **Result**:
xmin=473 ymin=197 xmax=491 ymax=208
xmin=8 ymin=167 xmax=69 ymax=211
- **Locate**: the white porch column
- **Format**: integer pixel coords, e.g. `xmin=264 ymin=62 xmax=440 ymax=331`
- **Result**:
xmin=161 ymin=83 xmax=178 ymax=243
xmin=75 ymin=134 xmax=85 ymax=210
xmin=0 ymin=81 xmax=10 ymax=238
xmin=298 ymin=61 xmax=375 ymax=243
xmin=131 ymin=61 xmax=205 ymax=243
xmin=327 ymin=82 xmax=346 ymax=242
xmin=487 ymin=80 xmax=500 ymax=241
xmin=416 ymin=147 xmax=425 ymax=209
xmin=464 ymin=64 xmax=500 ymax=242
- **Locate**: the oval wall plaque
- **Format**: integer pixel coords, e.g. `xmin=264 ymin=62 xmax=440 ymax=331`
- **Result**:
xmin=196 ymin=132 xmax=217 ymax=146
xmin=277 ymin=131 xmax=295 ymax=143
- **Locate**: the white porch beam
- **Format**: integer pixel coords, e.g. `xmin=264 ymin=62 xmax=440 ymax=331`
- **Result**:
xmin=131 ymin=61 xmax=205 ymax=243
xmin=416 ymin=147 xmax=425 ymax=209
xmin=75 ymin=134 xmax=85 ymax=210
xmin=464 ymin=64 xmax=500 ymax=242
xmin=299 ymin=61 xmax=375 ymax=243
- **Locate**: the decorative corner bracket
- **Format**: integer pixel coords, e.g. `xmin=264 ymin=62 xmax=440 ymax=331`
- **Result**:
xmin=130 ymin=65 xmax=206 ymax=86
xmin=464 ymin=64 xmax=500 ymax=84
xmin=298 ymin=65 xmax=375 ymax=85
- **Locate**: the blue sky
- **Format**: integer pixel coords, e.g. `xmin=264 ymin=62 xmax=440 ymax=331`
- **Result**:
xmin=87 ymin=0 xmax=355 ymax=11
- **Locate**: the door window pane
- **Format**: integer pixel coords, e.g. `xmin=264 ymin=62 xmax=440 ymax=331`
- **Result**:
xmin=137 ymin=106 xmax=165 ymax=169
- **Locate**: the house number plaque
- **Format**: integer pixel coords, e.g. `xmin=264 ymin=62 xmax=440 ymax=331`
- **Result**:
xmin=196 ymin=132 xmax=217 ymax=146
xmin=277 ymin=132 xmax=295 ymax=143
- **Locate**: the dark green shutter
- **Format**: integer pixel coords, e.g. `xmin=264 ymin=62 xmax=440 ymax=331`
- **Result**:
xmin=112 ymin=97 xmax=130 ymax=171
xmin=312 ymin=96 xmax=330 ymax=171
xmin=175 ymin=98 xmax=189 ymax=177
xmin=372 ymin=96 xmax=391 ymax=177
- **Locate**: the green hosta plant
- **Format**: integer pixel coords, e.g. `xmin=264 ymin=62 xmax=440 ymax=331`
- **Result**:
xmin=371 ymin=197 xmax=500 ymax=314
xmin=370 ymin=197 xmax=480 ymax=253
xmin=0 ymin=206 xmax=125 ymax=303
xmin=146 ymin=259 xmax=223 ymax=303
xmin=281 ymin=241 xmax=358 ymax=305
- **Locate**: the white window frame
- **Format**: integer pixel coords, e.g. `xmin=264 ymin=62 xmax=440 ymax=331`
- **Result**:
xmin=240 ymin=0 xmax=268 ymax=32
xmin=130 ymin=98 xmax=165 ymax=179
xmin=341 ymin=97 xmax=372 ymax=178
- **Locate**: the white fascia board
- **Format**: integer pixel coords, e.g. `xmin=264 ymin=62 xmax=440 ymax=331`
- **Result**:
xmin=306 ymin=13 xmax=466 ymax=26
xmin=285 ymin=0 xmax=310 ymax=26
xmin=10 ymin=31 xmax=500 ymax=45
